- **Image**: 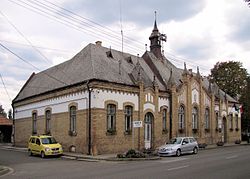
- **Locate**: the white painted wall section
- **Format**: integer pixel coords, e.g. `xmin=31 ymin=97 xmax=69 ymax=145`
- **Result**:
xmin=91 ymin=89 xmax=139 ymax=110
xmin=15 ymin=91 xmax=88 ymax=119
xmin=144 ymin=103 xmax=155 ymax=112
xmin=158 ymin=97 xmax=169 ymax=112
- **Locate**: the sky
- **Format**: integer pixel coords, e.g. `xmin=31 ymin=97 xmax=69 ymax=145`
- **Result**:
xmin=0 ymin=0 xmax=250 ymax=113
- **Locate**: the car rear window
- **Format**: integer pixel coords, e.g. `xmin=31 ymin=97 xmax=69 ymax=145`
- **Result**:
xmin=189 ymin=138 xmax=196 ymax=143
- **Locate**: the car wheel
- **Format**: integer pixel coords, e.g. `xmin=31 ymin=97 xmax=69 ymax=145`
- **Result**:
xmin=193 ymin=147 xmax=198 ymax=154
xmin=41 ymin=151 xmax=46 ymax=158
xmin=28 ymin=150 xmax=32 ymax=156
xmin=176 ymin=149 xmax=181 ymax=157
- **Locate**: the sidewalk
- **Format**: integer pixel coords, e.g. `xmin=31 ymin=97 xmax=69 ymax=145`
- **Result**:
xmin=0 ymin=141 xmax=249 ymax=162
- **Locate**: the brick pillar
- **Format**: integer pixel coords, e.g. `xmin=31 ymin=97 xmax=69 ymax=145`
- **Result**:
xmin=210 ymin=94 xmax=215 ymax=143
xmin=170 ymin=85 xmax=177 ymax=138
xmin=138 ymin=82 xmax=144 ymax=150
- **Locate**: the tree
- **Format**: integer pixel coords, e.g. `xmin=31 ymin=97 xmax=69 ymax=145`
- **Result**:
xmin=241 ymin=76 xmax=250 ymax=132
xmin=209 ymin=61 xmax=248 ymax=99
xmin=8 ymin=109 xmax=12 ymax=119
xmin=245 ymin=0 xmax=250 ymax=7
xmin=0 ymin=105 xmax=7 ymax=117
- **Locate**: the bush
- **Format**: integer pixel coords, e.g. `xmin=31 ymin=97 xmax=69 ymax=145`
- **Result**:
xmin=116 ymin=153 xmax=125 ymax=158
xmin=124 ymin=149 xmax=145 ymax=158
xmin=235 ymin=139 xmax=241 ymax=144
xmin=217 ymin=141 xmax=224 ymax=146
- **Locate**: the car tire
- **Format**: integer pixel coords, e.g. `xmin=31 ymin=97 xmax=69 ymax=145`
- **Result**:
xmin=28 ymin=150 xmax=32 ymax=156
xmin=41 ymin=151 xmax=46 ymax=158
xmin=176 ymin=149 xmax=181 ymax=157
xmin=193 ymin=147 xmax=198 ymax=154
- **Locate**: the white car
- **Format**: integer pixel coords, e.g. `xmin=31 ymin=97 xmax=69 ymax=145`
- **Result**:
xmin=158 ymin=137 xmax=199 ymax=157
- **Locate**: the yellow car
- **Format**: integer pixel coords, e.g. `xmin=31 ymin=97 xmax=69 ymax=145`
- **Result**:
xmin=28 ymin=135 xmax=63 ymax=158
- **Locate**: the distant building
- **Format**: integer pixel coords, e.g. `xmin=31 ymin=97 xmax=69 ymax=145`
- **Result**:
xmin=12 ymin=19 xmax=241 ymax=155
xmin=0 ymin=114 xmax=12 ymax=143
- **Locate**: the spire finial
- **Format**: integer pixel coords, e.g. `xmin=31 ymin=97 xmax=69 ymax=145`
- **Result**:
xmin=182 ymin=62 xmax=188 ymax=76
xmin=153 ymin=11 xmax=158 ymax=31
xmin=196 ymin=66 xmax=201 ymax=79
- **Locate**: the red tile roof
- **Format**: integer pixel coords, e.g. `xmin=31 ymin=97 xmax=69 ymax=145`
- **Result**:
xmin=0 ymin=115 xmax=12 ymax=126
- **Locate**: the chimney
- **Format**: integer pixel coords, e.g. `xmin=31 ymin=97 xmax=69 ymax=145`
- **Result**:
xmin=95 ymin=41 xmax=102 ymax=46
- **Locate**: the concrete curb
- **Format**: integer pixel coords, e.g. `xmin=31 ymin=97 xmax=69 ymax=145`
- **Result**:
xmin=62 ymin=153 xmax=161 ymax=162
xmin=1 ymin=143 xmax=249 ymax=162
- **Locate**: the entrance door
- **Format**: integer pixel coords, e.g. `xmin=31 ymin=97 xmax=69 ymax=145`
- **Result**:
xmin=144 ymin=112 xmax=153 ymax=149
xmin=222 ymin=117 xmax=227 ymax=143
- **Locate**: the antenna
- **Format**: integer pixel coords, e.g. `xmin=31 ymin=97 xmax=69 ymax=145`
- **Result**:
xmin=119 ymin=0 xmax=123 ymax=75
xmin=120 ymin=0 xmax=124 ymax=54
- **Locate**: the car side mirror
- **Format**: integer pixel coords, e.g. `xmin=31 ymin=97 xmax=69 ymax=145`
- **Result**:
xmin=182 ymin=142 xmax=186 ymax=145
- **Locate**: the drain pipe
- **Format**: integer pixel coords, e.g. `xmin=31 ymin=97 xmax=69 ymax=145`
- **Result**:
xmin=11 ymin=104 xmax=15 ymax=146
xmin=169 ymin=92 xmax=172 ymax=139
xmin=86 ymin=81 xmax=92 ymax=155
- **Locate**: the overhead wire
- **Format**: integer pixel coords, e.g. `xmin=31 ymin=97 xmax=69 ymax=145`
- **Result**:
xmin=9 ymin=0 xmax=143 ymax=55
xmin=6 ymin=0 xmax=211 ymax=75
xmin=0 ymin=43 xmax=68 ymax=86
xmin=0 ymin=9 xmax=75 ymax=83
xmin=0 ymin=73 xmax=12 ymax=102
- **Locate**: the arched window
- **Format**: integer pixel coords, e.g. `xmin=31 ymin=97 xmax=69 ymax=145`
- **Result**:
xmin=192 ymin=107 xmax=198 ymax=130
xmin=124 ymin=106 xmax=133 ymax=133
xmin=205 ymin=108 xmax=210 ymax=130
xmin=162 ymin=109 xmax=167 ymax=131
xmin=215 ymin=112 xmax=219 ymax=129
xmin=32 ymin=112 xmax=37 ymax=134
xmin=45 ymin=110 xmax=51 ymax=134
xmin=69 ymin=106 xmax=77 ymax=133
xmin=229 ymin=113 xmax=233 ymax=130
xmin=178 ymin=105 xmax=185 ymax=130
xmin=235 ymin=114 xmax=239 ymax=130
xmin=107 ymin=104 xmax=116 ymax=132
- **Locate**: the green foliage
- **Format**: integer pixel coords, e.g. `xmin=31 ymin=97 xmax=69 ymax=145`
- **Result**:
xmin=209 ymin=61 xmax=248 ymax=99
xmin=245 ymin=0 xmax=250 ymax=7
xmin=240 ymin=76 xmax=250 ymax=131
xmin=124 ymin=149 xmax=145 ymax=158
xmin=0 ymin=105 xmax=7 ymax=117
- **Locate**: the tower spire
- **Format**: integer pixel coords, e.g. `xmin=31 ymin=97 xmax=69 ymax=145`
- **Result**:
xmin=153 ymin=11 xmax=158 ymax=31
xmin=149 ymin=11 xmax=161 ymax=58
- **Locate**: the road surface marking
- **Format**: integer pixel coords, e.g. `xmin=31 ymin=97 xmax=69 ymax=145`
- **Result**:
xmin=168 ymin=165 xmax=189 ymax=171
xmin=225 ymin=155 xmax=238 ymax=159
xmin=159 ymin=157 xmax=188 ymax=163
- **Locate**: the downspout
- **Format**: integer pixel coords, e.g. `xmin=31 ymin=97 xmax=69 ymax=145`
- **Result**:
xmin=11 ymin=104 xmax=15 ymax=146
xmin=86 ymin=81 xmax=92 ymax=155
xmin=169 ymin=92 xmax=172 ymax=139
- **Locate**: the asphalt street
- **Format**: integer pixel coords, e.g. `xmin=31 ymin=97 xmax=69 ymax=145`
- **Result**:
xmin=1 ymin=145 xmax=250 ymax=179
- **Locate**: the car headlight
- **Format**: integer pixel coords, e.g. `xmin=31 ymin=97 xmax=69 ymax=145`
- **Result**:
xmin=45 ymin=147 xmax=51 ymax=152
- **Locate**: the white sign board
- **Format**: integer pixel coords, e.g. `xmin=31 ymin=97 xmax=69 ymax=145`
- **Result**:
xmin=133 ymin=121 xmax=142 ymax=128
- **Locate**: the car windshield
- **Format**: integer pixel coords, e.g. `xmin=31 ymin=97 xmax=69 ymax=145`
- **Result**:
xmin=168 ymin=138 xmax=182 ymax=144
xmin=41 ymin=137 xmax=57 ymax=144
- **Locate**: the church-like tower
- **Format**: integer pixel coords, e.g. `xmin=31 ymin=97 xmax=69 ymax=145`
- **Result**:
xmin=149 ymin=12 xmax=166 ymax=58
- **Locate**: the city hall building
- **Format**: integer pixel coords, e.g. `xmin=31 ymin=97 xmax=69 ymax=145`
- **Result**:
xmin=12 ymin=20 xmax=241 ymax=155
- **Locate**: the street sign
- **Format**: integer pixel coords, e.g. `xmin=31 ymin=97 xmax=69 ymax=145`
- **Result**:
xmin=133 ymin=121 xmax=142 ymax=128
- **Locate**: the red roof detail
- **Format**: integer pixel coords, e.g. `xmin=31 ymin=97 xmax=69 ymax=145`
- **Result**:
xmin=0 ymin=115 xmax=12 ymax=126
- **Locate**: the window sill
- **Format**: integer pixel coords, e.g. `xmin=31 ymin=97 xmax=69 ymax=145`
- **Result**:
xmin=192 ymin=129 xmax=198 ymax=133
xmin=205 ymin=129 xmax=210 ymax=133
xmin=178 ymin=129 xmax=184 ymax=133
xmin=68 ymin=131 xmax=77 ymax=136
xmin=162 ymin=129 xmax=168 ymax=134
xmin=106 ymin=130 xmax=117 ymax=136
xmin=215 ymin=128 xmax=222 ymax=133
xmin=124 ymin=131 xmax=132 ymax=135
